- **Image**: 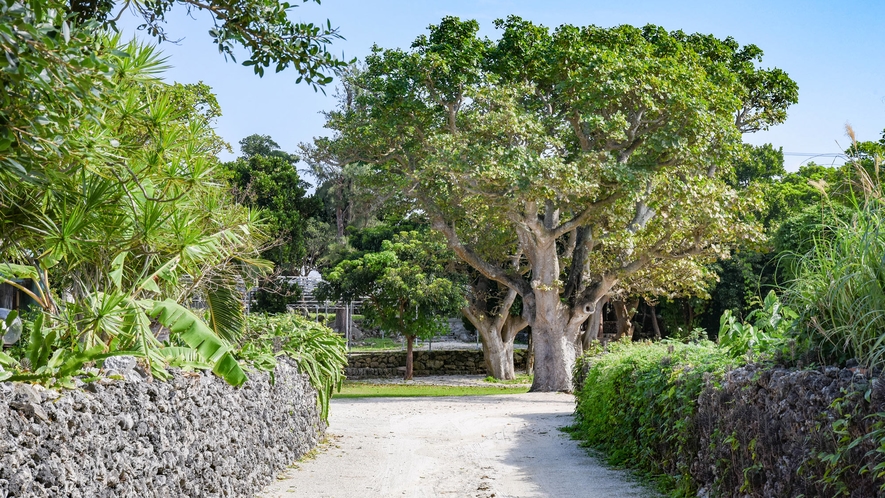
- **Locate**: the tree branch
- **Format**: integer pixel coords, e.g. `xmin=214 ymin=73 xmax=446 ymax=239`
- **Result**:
xmin=430 ymin=216 xmax=531 ymax=297
xmin=552 ymin=192 xmax=622 ymax=239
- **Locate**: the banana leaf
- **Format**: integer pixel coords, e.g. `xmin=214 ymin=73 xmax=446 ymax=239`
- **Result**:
xmin=148 ymin=299 xmax=247 ymax=386
xmin=205 ymin=285 xmax=245 ymax=343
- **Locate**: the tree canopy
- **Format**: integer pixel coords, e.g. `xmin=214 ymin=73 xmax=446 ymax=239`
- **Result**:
xmin=318 ymin=16 xmax=798 ymax=390
xmin=317 ymin=231 xmax=464 ymax=379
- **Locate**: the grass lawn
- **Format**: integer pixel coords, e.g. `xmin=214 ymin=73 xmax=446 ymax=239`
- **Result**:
xmin=348 ymin=337 xmax=401 ymax=351
xmin=334 ymin=382 xmax=530 ymax=398
xmin=484 ymin=373 xmax=533 ymax=385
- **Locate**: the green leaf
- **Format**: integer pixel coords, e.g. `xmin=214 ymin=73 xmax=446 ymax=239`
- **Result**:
xmin=110 ymin=252 xmax=127 ymax=289
xmin=0 ymin=263 xmax=40 ymax=281
xmin=205 ymin=286 xmax=245 ymax=343
xmin=148 ymin=299 xmax=247 ymax=386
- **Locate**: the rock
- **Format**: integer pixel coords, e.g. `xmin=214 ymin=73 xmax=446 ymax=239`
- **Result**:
xmin=103 ymin=355 xmax=137 ymax=372
xmin=10 ymin=400 xmax=49 ymax=422
xmin=13 ymin=384 xmax=41 ymax=404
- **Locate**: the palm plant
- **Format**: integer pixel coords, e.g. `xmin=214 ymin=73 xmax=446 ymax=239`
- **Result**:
xmin=0 ymin=36 xmax=270 ymax=385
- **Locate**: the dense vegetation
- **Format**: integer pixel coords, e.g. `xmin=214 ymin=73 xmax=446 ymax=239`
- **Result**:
xmin=6 ymin=4 xmax=885 ymax=492
xmin=0 ymin=0 xmax=347 ymax=420
xmin=309 ymin=16 xmax=798 ymax=390
xmin=571 ymin=136 xmax=885 ymax=495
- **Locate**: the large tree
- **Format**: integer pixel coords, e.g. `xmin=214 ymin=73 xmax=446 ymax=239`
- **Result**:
xmin=225 ymin=135 xmax=318 ymax=274
xmin=321 ymin=17 xmax=797 ymax=391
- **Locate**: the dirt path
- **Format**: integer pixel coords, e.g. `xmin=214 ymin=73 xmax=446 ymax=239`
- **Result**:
xmin=259 ymin=393 xmax=654 ymax=498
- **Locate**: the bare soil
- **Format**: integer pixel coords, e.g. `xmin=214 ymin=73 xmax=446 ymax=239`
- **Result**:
xmin=258 ymin=391 xmax=655 ymax=498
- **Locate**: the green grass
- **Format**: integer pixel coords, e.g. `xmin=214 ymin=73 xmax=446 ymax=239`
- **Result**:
xmin=348 ymin=337 xmax=401 ymax=351
xmin=784 ymin=172 xmax=885 ymax=370
xmin=334 ymin=382 xmax=530 ymax=398
xmin=483 ymin=373 xmax=533 ymax=384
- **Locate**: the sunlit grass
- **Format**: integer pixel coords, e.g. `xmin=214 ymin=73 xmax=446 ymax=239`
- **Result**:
xmin=348 ymin=337 xmax=401 ymax=351
xmin=483 ymin=373 xmax=533 ymax=384
xmin=334 ymin=382 xmax=529 ymax=398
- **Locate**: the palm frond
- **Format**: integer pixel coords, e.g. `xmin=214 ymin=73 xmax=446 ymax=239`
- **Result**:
xmin=205 ymin=285 xmax=245 ymax=343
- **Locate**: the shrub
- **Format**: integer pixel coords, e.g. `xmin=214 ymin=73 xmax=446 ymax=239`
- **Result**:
xmin=572 ymin=341 xmax=737 ymax=494
xmin=785 ymin=166 xmax=885 ymax=370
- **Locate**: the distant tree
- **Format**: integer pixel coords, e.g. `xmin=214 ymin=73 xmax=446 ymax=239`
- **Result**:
xmin=317 ymin=231 xmax=465 ymax=379
xmin=225 ymin=138 xmax=318 ymax=274
xmin=238 ymin=134 xmax=298 ymax=164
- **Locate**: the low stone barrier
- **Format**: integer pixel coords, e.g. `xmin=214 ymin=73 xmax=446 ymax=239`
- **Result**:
xmin=0 ymin=358 xmax=324 ymax=497
xmin=345 ymin=349 xmax=527 ymax=378
xmin=692 ymin=364 xmax=885 ymax=497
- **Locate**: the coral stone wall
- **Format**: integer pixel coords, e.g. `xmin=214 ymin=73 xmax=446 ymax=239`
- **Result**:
xmin=693 ymin=364 xmax=885 ymax=497
xmin=345 ymin=349 xmax=527 ymax=378
xmin=0 ymin=358 xmax=324 ymax=498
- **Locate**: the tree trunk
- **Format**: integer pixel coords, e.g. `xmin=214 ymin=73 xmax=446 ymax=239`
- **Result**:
xmin=481 ymin=333 xmax=515 ymax=380
xmin=530 ymin=314 xmax=579 ymax=392
xmin=335 ymin=205 xmax=345 ymax=239
xmin=404 ymin=334 xmax=415 ymax=380
xmin=612 ymin=298 xmax=639 ymax=341
xmin=473 ymin=315 xmax=526 ymax=380
xmin=582 ymin=295 xmax=608 ymax=351
xmin=525 ymin=330 xmax=534 ymax=375
xmin=432 ymin=203 xmax=620 ymax=392
xmin=649 ymin=303 xmax=661 ymax=340
xmin=462 ymin=280 xmax=527 ymax=381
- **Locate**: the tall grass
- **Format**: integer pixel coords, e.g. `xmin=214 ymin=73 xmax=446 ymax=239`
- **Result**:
xmin=785 ymin=143 xmax=885 ymax=369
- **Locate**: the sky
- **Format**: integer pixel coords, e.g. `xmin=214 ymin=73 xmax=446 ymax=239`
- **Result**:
xmin=118 ymin=0 xmax=885 ymax=175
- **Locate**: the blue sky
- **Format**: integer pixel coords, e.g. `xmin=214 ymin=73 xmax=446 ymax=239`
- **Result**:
xmin=119 ymin=0 xmax=885 ymax=174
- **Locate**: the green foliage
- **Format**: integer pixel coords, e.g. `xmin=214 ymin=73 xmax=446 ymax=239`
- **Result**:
xmin=318 ymin=231 xmax=465 ymax=340
xmin=225 ymin=148 xmax=318 ymax=272
xmin=318 ymin=16 xmax=795 ymax=389
xmin=0 ymin=0 xmax=111 ymax=180
xmin=0 ymin=36 xmax=271 ymax=387
xmin=149 ymin=299 xmax=247 ymax=386
xmin=249 ymin=280 xmax=302 ymax=314
xmin=572 ymin=341 xmax=736 ymax=494
xmin=810 ymin=388 xmax=885 ymax=496
xmin=240 ymin=313 xmax=347 ymax=422
xmin=785 ymin=169 xmax=885 ymax=369
xmin=2 ymin=313 xmax=138 ymax=387
xmin=70 ymin=0 xmax=347 ymax=85
xmin=718 ymin=290 xmax=797 ymax=360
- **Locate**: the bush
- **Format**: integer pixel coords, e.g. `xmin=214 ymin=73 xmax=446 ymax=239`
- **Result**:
xmin=785 ymin=173 xmax=885 ymax=370
xmin=571 ymin=341 xmax=737 ymax=494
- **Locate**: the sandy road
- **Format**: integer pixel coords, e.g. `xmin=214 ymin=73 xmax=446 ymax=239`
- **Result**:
xmin=259 ymin=393 xmax=654 ymax=498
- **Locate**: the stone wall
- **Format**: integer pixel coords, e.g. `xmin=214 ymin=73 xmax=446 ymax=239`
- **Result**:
xmin=0 ymin=358 xmax=324 ymax=498
xmin=692 ymin=364 xmax=885 ymax=497
xmin=345 ymin=350 xmax=527 ymax=378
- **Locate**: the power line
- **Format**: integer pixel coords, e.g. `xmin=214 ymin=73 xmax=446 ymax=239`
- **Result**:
xmin=782 ymin=152 xmax=844 ymax=157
